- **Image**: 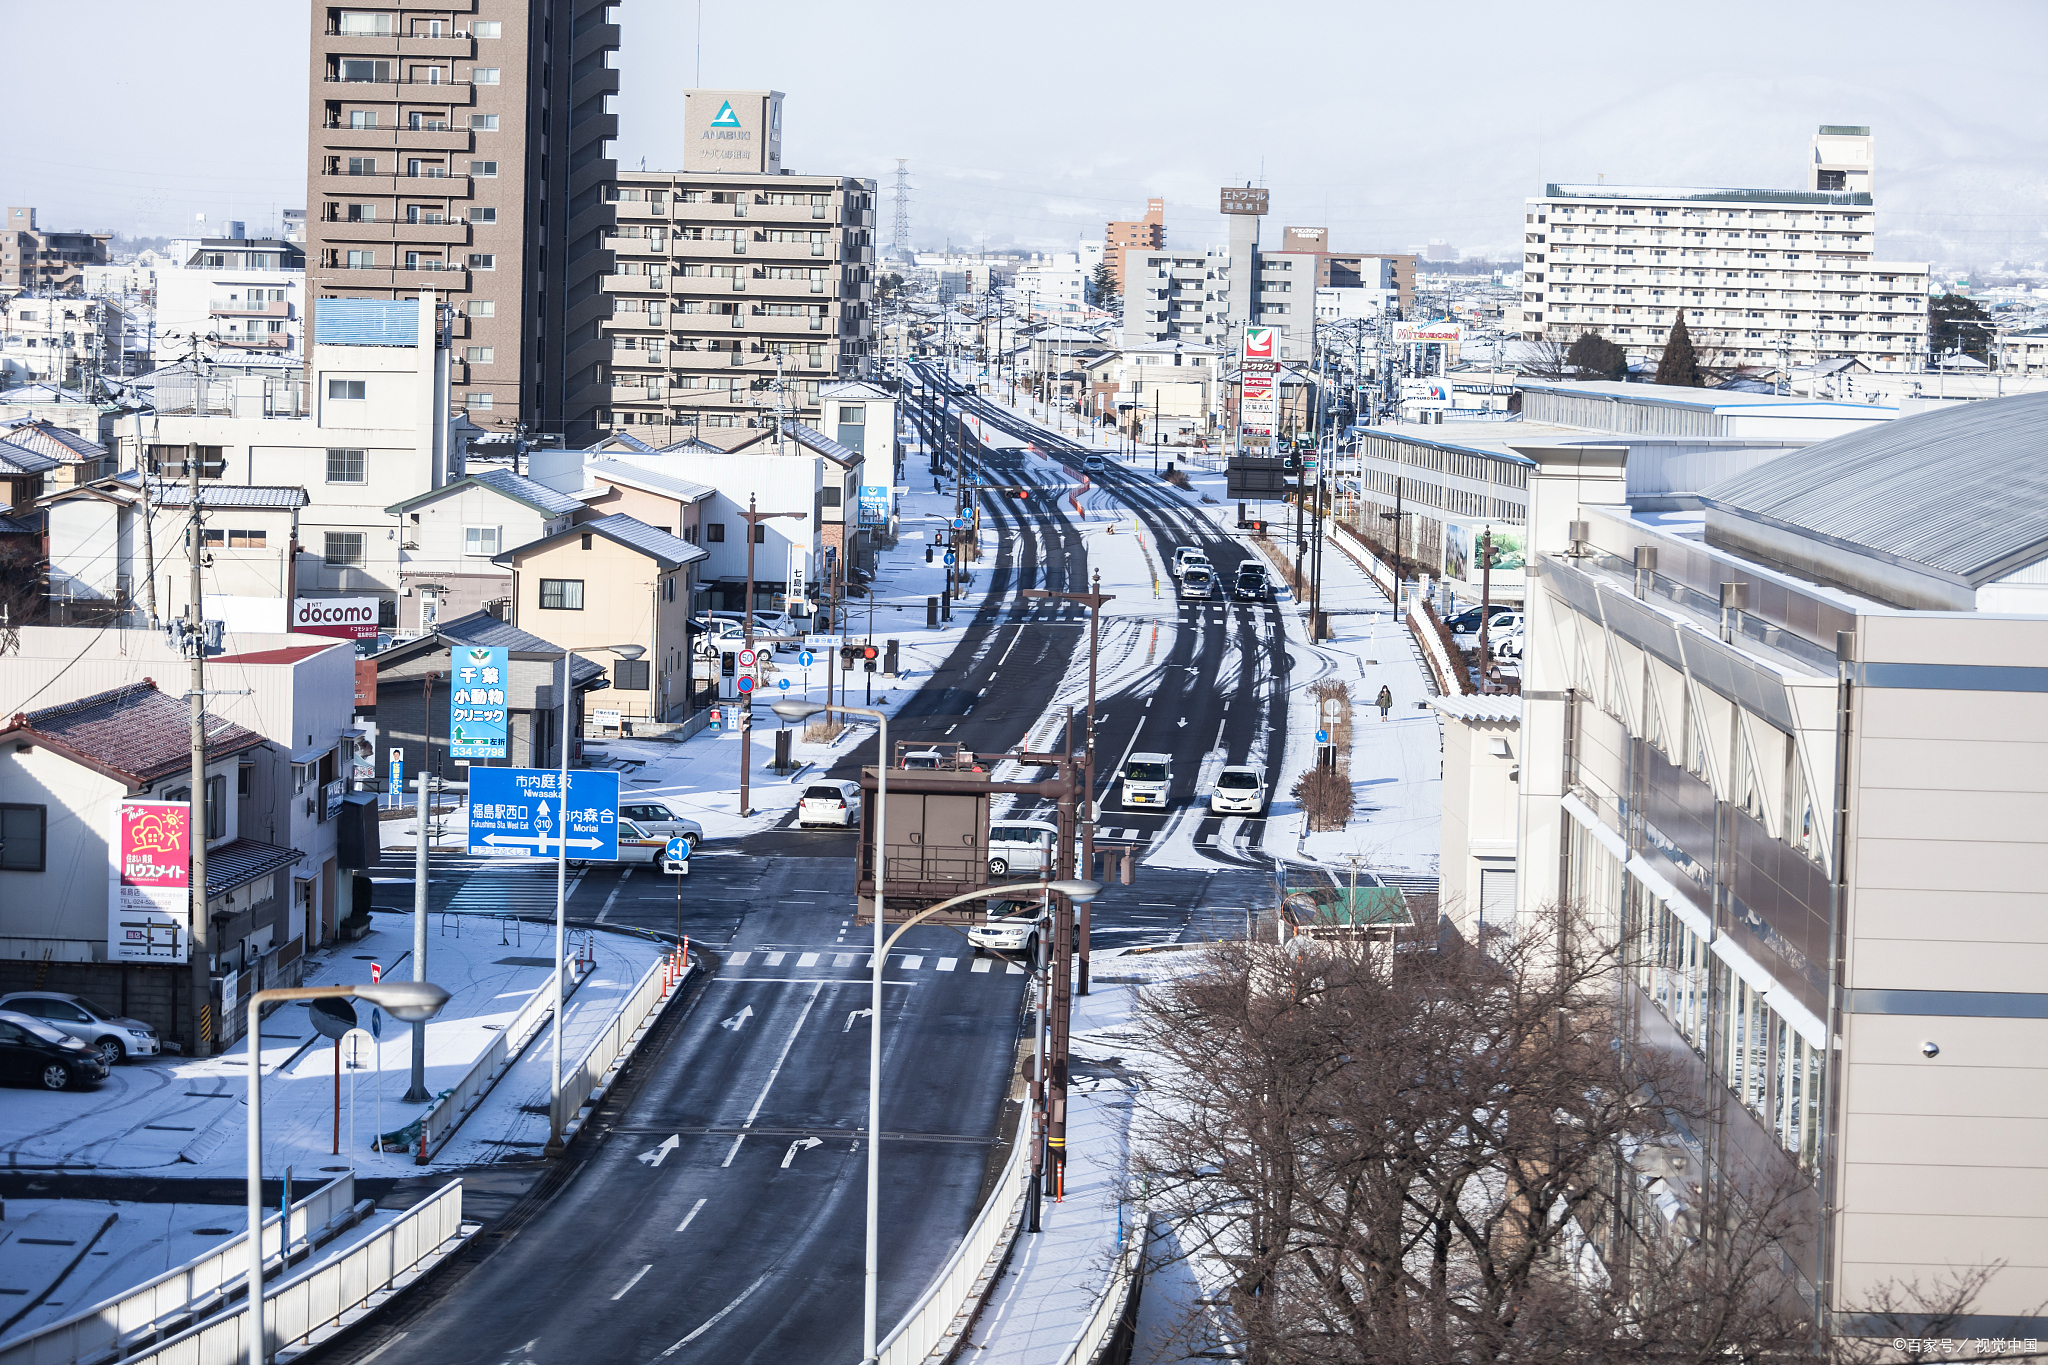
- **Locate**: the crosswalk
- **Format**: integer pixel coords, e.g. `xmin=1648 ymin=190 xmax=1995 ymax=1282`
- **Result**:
xmin=723 ymin=950 xmax=1025 ymax=977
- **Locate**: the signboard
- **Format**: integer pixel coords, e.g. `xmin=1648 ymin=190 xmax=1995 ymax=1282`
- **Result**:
xmin=292 ymin=597 xmax=379 ymax=641
xmin=467 ymin=767 xmax=620 ymax=860
xmin=324 ymin=778 xmax=345 ymax=823
xmin=1219 ymin=187 xmax=1269 ymax=216
xmin=108 ymin=799 xmax=190 ymax=963
xmin=594 ymin=708 xmax=622 ymax=727
xmin=1394 ymin=322 xmax=1464 ymax=346
xmin=857 ymin=485 xmax=891 ymax=528
xmin=1240 ymin=326 xmax=1278 ymax=368
xmin=449 ymin=645 xmax=509 ymax=760
xmin=804 ymin=634 xmax=844 ymax=650
xmin=788 ymin=558 xmax=806 ymax=606
xmin=1241 ymin=371 xmax=1278 ymax=438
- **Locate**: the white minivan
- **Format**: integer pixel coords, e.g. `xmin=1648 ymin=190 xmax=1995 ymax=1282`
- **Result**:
xmin=1120 ymin=753 xmax=1173 ymax=809
xmin=987 ymin=820 xmax=1059 ymax=877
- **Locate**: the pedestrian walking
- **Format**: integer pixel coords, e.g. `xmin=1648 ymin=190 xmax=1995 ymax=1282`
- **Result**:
xmin=1376 ymin=684 xmax=1393 ymax=721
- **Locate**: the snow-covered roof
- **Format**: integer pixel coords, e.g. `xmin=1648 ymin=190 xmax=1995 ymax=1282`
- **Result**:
xmin=1427 ymin=695 xmax=1522 ymax=724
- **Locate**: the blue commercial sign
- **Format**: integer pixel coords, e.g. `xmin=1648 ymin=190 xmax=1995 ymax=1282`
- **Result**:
xmin=467 ymin=767 xmax=621 ymax=860
xmin=449 ymin=645 xmax=509 ymax=759
xmin=857 ymin=485 xmax=891 ymax=528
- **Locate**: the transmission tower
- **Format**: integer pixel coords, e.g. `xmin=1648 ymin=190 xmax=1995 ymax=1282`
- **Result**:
xmin=891 ymin=159 xmax=912 ymax=256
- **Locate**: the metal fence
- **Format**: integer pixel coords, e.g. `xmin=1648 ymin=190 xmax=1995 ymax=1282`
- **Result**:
xmin=0 ymin=1175 xmax=365 ymax=1365
xmin=548 ymin=955 xmax=671 ymax=1141
xmin=115 ymin=1180 xmax=468 ymax=1365
xmin=416 ymin=956 xmax=582 ymax=1162
xmin=1061 ymin=1212 xmax=1146 ymax=1365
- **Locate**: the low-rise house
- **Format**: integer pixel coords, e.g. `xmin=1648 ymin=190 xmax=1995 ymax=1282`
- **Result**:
xmin=386 ymin=467 xmax=582 ymax=632
xmin=0 ymin=433 xmax=57 ymax=512
xmin=1 ymin=417 xmax=117 ymax=487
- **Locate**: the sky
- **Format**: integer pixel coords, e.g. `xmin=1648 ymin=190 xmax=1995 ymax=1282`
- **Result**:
xmin=7 ymin=0 xmax=2045 ymax=270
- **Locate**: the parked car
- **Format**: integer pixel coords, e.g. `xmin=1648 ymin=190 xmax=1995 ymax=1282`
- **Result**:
xmin=1233 ymin=566 xmax=1272 ymax=602
xmin=0 ymin=1010 xmax=108 ymax=1090
xmin=1209 ymin=766 xmax=1267 ymax=815
xmin=987 ymin=820 xmax=1059 ymax=877
xmin=694 ymin=612 xmax=798 ymax=652
xmin=1179 ymin=566 xmax=1215 ymax=600
xmin=1446 ymin=605 xmax=1521 ymax=637
xmin=967 ymin=899 xmax=1047 ymax=960
xmin=1489 ymin=628 xmax=1524 ymax=660
xmin=617 ymin=800 xmax=703 ymax=850
xmin=1121 ymin=753 xmax=1173 ymax=809
xmin=797 ymin=781 xmax=862 ymax=828
xmin=0 ymin=991 xmax=160 ymax=1066
xmin=1081 ymin=454 xmax=1106 ymax=473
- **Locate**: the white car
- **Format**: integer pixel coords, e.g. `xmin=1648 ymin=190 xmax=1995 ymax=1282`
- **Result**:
xmin=1121 ymin=753 xmax=1173 ymax=809
xmin=619 ymin=799 xmax=703 ymax=850
xmin=797 ymin=780 xmax=862 ymax=828
xmin=967 ymin=899 xmax=1047 ymax=960
xmin=1209 ymin=766 xmax=1266 ymax=815
xmin=1179 ymin=566 xmax=1215 ymax=600
xmin=987 ymin=820 xmax=1059 ymax=877
xmin=0 ymin=992 xmax=160 ymax=1066
xmin=1171 ymin=547 xmax=1210 ymax=579
xmin=573 ymin=817 xmax=666 ymax=868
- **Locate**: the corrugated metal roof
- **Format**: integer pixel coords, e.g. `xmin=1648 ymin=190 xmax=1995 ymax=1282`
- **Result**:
xmin=150 ymin=484 xmax=310 ymax=509
xmin=578 ymin=512 xmax=706 ymax=569
xmin=435 ymin=611 xmax=606 ymax=685
xmin=780 ymin=421 xmax=859 ymax=466
xmin=585 ymin=458 xmax=715 ymax=505
xmin=1700 ymin=391 xmax=2048 ymax=583
xmin=655 ymin=437 xmax=726 ymax=454
xmin=0 ymin=438 xmax=60 ymax=475
xmin=204 ymin=838 xmax=305 ymax=897
xmin=1428 ymin=695 xmax=1522 ymax=723
xmin=313 ymin=299 xmax=420 ymax=347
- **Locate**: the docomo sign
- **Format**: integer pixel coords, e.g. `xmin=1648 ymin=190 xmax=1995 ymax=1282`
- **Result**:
xmin=292 ymin=597 xmax=380 ymax=640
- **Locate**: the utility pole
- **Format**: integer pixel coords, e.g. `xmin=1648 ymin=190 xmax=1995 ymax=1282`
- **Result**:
xmin=184 ymin=423 xmax=212 ymax=1059
xmin=405 ymin=671 xmax=438 ymax=1103
xmin=736 ymin=493 xmax=805 ymax=816
xmin=1048 ymin=711 xmax=1079 ymax=1200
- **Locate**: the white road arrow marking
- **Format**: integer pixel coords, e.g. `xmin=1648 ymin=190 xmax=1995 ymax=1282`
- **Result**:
xmin=780 ymin=1136 xmax=824 ymax=1168
xmin=637 ymin=1134 xmax=680 ymax=1167
xmin=1176 ymin=717 xmax=1189 ymax=728
xmin=843 ymin=1008 xmax=873 ymax=1033
xmin=720 ymin=1005 xmax=754 ymax=1032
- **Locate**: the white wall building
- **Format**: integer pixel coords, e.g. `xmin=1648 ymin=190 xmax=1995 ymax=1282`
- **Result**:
xmin=151 ymin=266 xmax=305 ymax=365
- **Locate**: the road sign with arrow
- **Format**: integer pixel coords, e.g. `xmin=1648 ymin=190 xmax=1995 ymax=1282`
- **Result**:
xmin=466 ymin=767 xmax=620 ymax=860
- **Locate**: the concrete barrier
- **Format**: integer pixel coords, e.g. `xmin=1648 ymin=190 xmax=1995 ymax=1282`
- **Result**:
xmin=0 ymin=1175 xmax=369 ymax=1365
xmin=416 ymin=956 xmax=585 ymax=1162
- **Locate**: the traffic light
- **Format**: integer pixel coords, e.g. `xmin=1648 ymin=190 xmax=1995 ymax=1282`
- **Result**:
xmin=839 ymin=646 xmax=857 ymax=668
xmin=861 ymin=644 xmax=879 ymax=673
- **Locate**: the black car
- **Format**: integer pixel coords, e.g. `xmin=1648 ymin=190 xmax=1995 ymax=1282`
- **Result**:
xmin=1233 ymin=567 xmax=1272 ymax=602
xmin=0 ymin=1009 xmax=110 ymax=1090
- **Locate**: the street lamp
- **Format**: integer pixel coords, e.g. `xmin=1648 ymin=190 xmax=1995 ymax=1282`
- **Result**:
xmin=544 ymin=642 xmax=644 ymax=1158
xmin=245 ymin=980 xmax=448 ymax=1365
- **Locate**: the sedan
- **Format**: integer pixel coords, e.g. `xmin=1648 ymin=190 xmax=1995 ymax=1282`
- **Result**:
xmin=0 ymin=1010 xmax=108 ymax=1090
xmin=1082 ymin=455 xmax=1106 ymax=474
xmin=570 ymin=818 xmax=666 ymax=868
xmin=619 ymin=801 xmax=704 ymax=850
xmin=0 ymin=991 xmax=160 ymax=1066
xmin=967 ymin=900 xmax=1047 ymax=962
xmin=797 ymin=781 xmax=862 ymax=828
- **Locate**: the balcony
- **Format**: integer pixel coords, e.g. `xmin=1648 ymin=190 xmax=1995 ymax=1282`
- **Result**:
xmin=321 ymin=123 xmax=474 ymax=153
xmin=601 ymin=274 xmax=669 ymax=295
xmin=318 ymin=76 xmax=475 ymax=106
xmin=216 ymin=333 xmax=293 ymax=351
xmin=315 ymin=172 xmax=473 ymax=199
xmin=210 ymin=297 xmax=292 ymax=318
xmin=309 ymin=264 xmax=469 ymax=292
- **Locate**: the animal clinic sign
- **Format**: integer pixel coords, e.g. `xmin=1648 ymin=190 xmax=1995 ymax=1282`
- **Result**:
xmin=108 ymin=798 xmax=191 ymax=962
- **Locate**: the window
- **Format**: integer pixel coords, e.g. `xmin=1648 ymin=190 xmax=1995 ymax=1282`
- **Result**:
xmin=327 ymin=379 xmax=366 ymax=401
xmin=348 ymin=110 xmax=377 ymax=129
xmin=324 ymin=532 xmax=365 ymax=566
xmin=470 ymin=114 xmax=498 ymax=131
xmin=471 ymin=67 xmax=500 ymax=84
xmin=705 ymin=523 xmax=726 ymax=543
xmin=539 ymin=578 xmax=584 ymax=610
xmin=470 ymin=160 xmax=498 ymax=178
xmin=346 ymin=156 xmax=376 ymax=176
xmin=465 ymin=345 xmax=493 ymax=363
xmin=326 ymin=447 xmax=366 ymax=483
xmin=464 ymin=525 xmax=501 ymax=556
xmin=468 ymin=299 xmax=495 ymax=317
xmin=0 ymin=804 xmax=46 ymax=872
xmin=338 ymin=58 xmax=392 ymax=82
xmin=821 ymin=486 xmax=841 ymax=507
xmin=470 ymin=207 xmax=497 ymax=225
xmin=345 ymin=249 xmax=374 ymax=269
xmin=467 ymin=392 xmax=494 ymax=410
xmin=344 ymin=202 xmax=376 ymax=221
xmin=472 ymin=19 xmax=501 ymax=37
xmin=203 ymin=527 xmax=268 ymax=548
xmin=468 ymin=253 xmax=495 ymax=270
xmin=338 ymin=11 xmax=393 ymax=35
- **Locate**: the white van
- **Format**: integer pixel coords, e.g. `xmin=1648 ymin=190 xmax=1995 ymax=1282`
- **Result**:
xmin=1120 ymin=753 xmax=1173 ymax=809
xmin=987 ymin=820 xmax=1059 ymax=877
xmin=1179 ymin=566 xmax=1214 ymax=600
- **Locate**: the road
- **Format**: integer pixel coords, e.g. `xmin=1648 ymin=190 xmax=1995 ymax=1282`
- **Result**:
xmin=325 ymin=364 xmax=1289 ymax=1363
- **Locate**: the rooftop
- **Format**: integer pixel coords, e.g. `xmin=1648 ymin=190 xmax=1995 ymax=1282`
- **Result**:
xmin=584 ymin=458 xmax=716 ymax=505
xmin=5 ymin=681 xmax=268 ymax=788
xmin=386 ymin=468 xmax=583 ymax=518
xmin=495 ymin=513 xmax=706 ymax=571
xmin=780 ymin=421 xmax=860 ymax=466
xmin=1515 ymin=380 xmax=1895 ymax=415
xmin=1428 ymin=695 xmax=1523 ymax=724
xmin=1541 ymin=184 xmax=1875 ymax=208
xmin=1 ymin=419 xmax=109 ymax=462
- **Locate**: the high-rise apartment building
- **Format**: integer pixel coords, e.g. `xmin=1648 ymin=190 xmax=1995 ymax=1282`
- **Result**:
xmin=1104 ymin=198 xmax=1165 ymax=291
xmin=1519 ymin=127 xmax=1928 ymax=373
xmin=597 ymin=90 xmax=878 ymax=437
xmin=304 ymin=2 xmax=619 ymax=442
xmin=3 ymin=207 xmax=110 ymax=297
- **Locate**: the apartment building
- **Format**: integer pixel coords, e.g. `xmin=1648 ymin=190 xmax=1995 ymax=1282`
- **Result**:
xmin=1104 ymin=198 xmax=1164 ymax=291
xmin=0 ymin=296 xmax=129 ymax=388
xmin=1507 ymin=392 xmax=2048 ymax=1334
xmin=2 ymin=207 xmax=109 ymax=296
xmin=304 ymin=1 xmax=620 ymax=442
xmin=1519 ymin=126 xmax=1929 ymax=372
xmin=151 ymin=235 xmax=306 ymax=365
xmin=597 ymin=89 xmax=879 ymax=437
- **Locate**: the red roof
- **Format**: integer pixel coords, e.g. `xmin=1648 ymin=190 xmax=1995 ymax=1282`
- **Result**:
xmin=212 ymin=643 xmax=346 ymax=666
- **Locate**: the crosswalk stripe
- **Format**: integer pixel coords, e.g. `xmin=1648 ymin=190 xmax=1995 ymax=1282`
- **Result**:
xmin=764 ymin=952 xmax=786 ymax=966
xmin=971 ymin=958 xmax=992 ymax=973
xmin=834 ymin=954 xmax=856 ymax=968
xmin=728 ymin=951 xmax=752 ymax=965
xmin=1006 ymin=962 xmax=1024 ymax=974
xmin=797 ymin=952 xmax=819 ymax=967
xmin=899 ymin=955 xmax=923 ymax=970
xmin=937 ymin=957 xmax=957 ymax=972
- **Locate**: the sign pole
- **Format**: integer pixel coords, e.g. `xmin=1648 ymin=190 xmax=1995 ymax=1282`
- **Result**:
xmin=547 ymin=651 xmax=572 ymax=1157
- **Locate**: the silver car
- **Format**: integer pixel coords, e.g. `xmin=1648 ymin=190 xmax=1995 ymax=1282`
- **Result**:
xmin=619 ymin=800 xmax=704 ymax=850
xmin=0 ymin=991 xmax=161 ymax=1066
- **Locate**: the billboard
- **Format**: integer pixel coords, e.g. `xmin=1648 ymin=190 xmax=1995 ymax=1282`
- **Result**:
xmin=1241 ymin=371 xmax=1278 ymax=438
xmin=292 ymin=596 xmax=379 ymax=640
xmin=1443 ymin=523 xmax=1526 ymax=584
xmin=1394 ymin=322 xmax=1464 ymax=346
xmin=1220 ymin=187 xmax=1269 ymax=216
xmin=449 ymin=644 xmax=509 ymax=760
xmin=857 ymin=484 xmax=891 ymax=527
xmin=1240 ymin=326 xmax=1278 ymax=368
xmin=108 ymin=799 xmax=190 ymax=963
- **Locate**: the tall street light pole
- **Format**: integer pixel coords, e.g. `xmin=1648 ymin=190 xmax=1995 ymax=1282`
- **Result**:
xmin=736 ymin=493 xmax=805 ymax=817
xmin=1019 ymin=567 xmax=1114 ymax=994
xmin=245 ymin=980 xmax=449 ymax=1365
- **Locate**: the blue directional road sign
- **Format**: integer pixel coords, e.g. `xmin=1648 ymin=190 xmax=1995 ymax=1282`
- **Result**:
xmin=944 ymin=551 xmax=957 ymax=566
xmin=798 ymin=650 xmax=815 ymax=668
xmin=665 ymin=836 xmax=691 ymax=864
xmin=467 ymin=767 xmax=620 ymax=860
xmin=777 ymin=677 xmax=791 ymax=690
xmin=1315 ymin=729 xmax=1330 ymax=744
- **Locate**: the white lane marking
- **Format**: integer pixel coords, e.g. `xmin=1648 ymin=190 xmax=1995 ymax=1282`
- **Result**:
xmin=833 ymin=953 xmax=856 ymax=967
xmin=357 ymin=1335 xmax=408 ymax=1363
xmin=611 ymin=1264 xmax=653 ymax=1300
xmin=796 ymin=952 xmax=819 ymax=967
xmin=971 ymin=958 xmax=993 ymax=973
xmin=1006 ymin=961 xmax=1025 ymax=974
xmin=937 ymin=957 xmax=957 ymax=972
xmin=898 ymin=955 xmax=923 ymax=970
xmin=721 ymin=979 xmax=822 ymax=1170
xmin=763 ymin=952 xmax=787 ymax=966
xmin=843 ymin=1008 xmax=872 ymax=1033
xmin=658 ymin=1271 xmax=771 ymax=1354
xmin=676 ymin=1197 xmax=708 ymax=1233
xmin=598 ymin=878 xmax=625 ymax=924
xmin=720 ymin=1006 xmax=753 ymax=1032
xmin=727 ymin=951 xmax=752 ymax=966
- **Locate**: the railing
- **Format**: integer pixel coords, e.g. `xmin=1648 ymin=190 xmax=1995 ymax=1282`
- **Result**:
xmin=0 ymin=1175 xmax=366 ymax=1365
xmin=113 ymin=1181 xmax=469 ymax=1365
xmin=875 ymin=1102 xmax=1031 ymax=1365
xmin=548 ymin=954 xmax=672 ymax=1141
xmin=1409 ymin=594 xmax=1471 ymax=696
xmin=1054 ymin=1211 xmax=1146 ymax=1365
xmin=416 ymin=956 xmax=584 ymax=1162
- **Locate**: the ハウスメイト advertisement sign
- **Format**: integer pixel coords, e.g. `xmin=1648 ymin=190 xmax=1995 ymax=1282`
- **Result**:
xmin=108 ymin=799 xmax=190 ymax=962
xmin=450 ymin=645 xmax=509 ymax=759
xmin=292 ymin=596 xmax=380 ymax=640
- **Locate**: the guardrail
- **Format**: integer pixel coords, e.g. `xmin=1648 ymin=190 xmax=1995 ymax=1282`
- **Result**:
xmin=0 ymin=1175 xmax=367 ymax=1365
xmin=117 ymin=1180 xmax=470 ymax=1365
xmin=549 ymin=954 xmax=678 ymax=1143
xmin=416 ymin=956 xmax=584 ymax=1162
xmin=875 ymin=1104 xmax=1031 ymax=1365
xmin=1408 ymin=594 xmax=1471 ymax=696
xmin=1058 ymin=1212 xmax=1146 ymax=1365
